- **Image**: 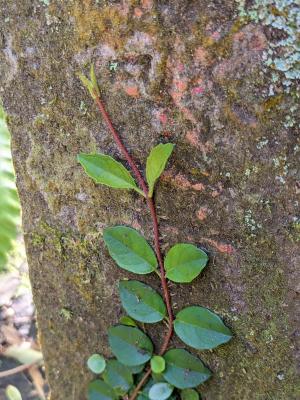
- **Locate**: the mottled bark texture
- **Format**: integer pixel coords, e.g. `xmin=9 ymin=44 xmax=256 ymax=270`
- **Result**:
xmin=0 ymin=1 xmax=299 ymax=399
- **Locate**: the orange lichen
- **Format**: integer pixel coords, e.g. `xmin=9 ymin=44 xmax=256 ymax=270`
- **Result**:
xmin=162 ymin=170 xmax=205 ymax=192
xmin=134 ymin=7 xmax=143 ymax=18
xmin=197 ymin=207 xmax=209 ymax=221
xmin=124 ymin=85 xmax=140 ymax=97
xmin=185 ymin=130 xmax=213 ymax=155
xmin=194 ymin=46 xmax=210 ymax=66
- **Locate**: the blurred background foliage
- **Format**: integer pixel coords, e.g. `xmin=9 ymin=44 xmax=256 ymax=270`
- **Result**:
xmin=0 ymin=106 xmax=47 ymax=399
xmin=0 ymin=106 xmax=21 ymax=271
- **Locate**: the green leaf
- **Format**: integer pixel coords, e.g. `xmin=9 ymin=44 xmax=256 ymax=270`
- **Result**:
xmin=87 ymin=354 xmax=106 ymax=374
xmin=120 ymin=316 xmax=137 ymax=327
xmin=5 ymin=386 xmax=22 ymax=400
xmin=126 ymin=363 xmax=145 ymax=374
xmin=174 ymin=306 xmax=232 ymax=350
xmin=181 ymin=389 xmax=200 ymax=400
xmin=146 ymin=143 xmax=174 ymax=197
xmin=103 ymin=226 xmax=157 ymax=274
xmin=103 ymin=360 xmax=133 ymax=396
xmin=165 ymin=244 xmax=208 ymax=283
xmin=108 ymin=325 xmax=153 ymax=366
xmin=149 ymin=383 xmax=174 ymax=400
xmin=77 ymin=153 xmax=144 ymax=196
xmin=163 ymin=349 xmax=211 ymax=389
xmin=0 ymin=108 xmax=20 ymax=271
xmin=88 ymin=380 xmax=117 ymax=400
xmin=151 ymin=356 xmax=166 ymax=374
xmin=137 ymin=395 xmax=149 ymax=400
xmin=88 ymin=379 xmax=119 ymax=400
xmin=119 ymin=280 xmax=166 ymax=323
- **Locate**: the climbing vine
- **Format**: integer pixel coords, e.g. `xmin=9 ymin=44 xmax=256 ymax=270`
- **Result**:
xmin=78 ymin=66 xmax=232 ymax=400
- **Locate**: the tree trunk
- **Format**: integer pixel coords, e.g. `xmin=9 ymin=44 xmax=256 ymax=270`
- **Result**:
xmin=1 ymin=1 xmax=299 ymax=399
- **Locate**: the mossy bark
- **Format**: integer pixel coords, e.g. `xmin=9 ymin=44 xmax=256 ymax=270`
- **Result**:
xmin=0 ymin=1 xmax=299 ymax=399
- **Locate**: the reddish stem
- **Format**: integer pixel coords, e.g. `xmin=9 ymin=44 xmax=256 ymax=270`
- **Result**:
xmin=129 ymin=368 xmax=152 ymax=400
xmin=94 ymin=94 xmax=173 ymax=397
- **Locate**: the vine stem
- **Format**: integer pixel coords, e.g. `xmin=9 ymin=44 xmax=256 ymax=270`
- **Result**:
xmin=94 ymin=95 xmax=174 ymax=398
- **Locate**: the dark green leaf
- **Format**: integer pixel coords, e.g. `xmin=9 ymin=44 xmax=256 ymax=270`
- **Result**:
xmin=174 ymin=306 xmax=232 ymax=350
xmin=163 ymin=349 xmax=211 ymax=389
xmin=103 ymin=360 xmax=133 ymax=396
xmin=126 ymin=363 xmax=145 ymax=374
xmin=88 ymin=380 xmax=117 ymax=400
xmin=149 ymin=383 xmax=174 ymax=400
xmin=165 ymin=244 xmax=208 ymax=283
xmin=77 ymin=153 xmax=144 ymax=196
xmin=119 ymin=280 xmax=166 ymax=323
xmin=146 ymin=143 xmax=174 ymax=197
xmin=137 ymin=395 xmax=149 ymax=400
xmin=103 ymin=226 xmax=157 ymax=274
xmin=151 ymin=356 xmax=166 ymax=374
xmin=181 ymin=389 xmax=200 ymax=400
xmin=108 ymin=325 xmax=153 ymax=366
xmin=87 ymin=354 xmax=106 ymax=374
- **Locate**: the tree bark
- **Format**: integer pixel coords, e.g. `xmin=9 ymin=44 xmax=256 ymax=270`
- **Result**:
xmin=0 ymin=1 xmax=299 ymax=399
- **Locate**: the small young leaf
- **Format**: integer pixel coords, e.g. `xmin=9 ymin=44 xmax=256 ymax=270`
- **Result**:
xmin=88 ymin=379 xmax=117 ymax=400
xmin=103 ymin=226 xmax=157 ymax=274
xmin=90 ymin=64 xmax=100 ymax=97
xmin=174 ymin=306 xmax=232 ymax=350
xmin=78 ymin=73 xmax=95 ymax=99
xmin=163 ymin=349 xmax=211 ymax=389
xmin=119 ymin=315 xmax=137 ymax=327
xmin=102 ymin=360 xmax=133 ymax=396
xmin=87 ymin=354 xmax=106 ymax=374
xmin=78 ymin=64 xmax=100 ymax=100
xmin=149 ymin=383 xmax=174 ymax=400
xmin=119 ymin=280 xmax=166 ymax=323
xmin=181 ymin=389 xmax=200 ymax=400
xmin=5 ymin=386 xmax=22 ymax=400
xmin=151 ymin=356 xmax=166 ymax=374
xmin=77 ymin=153 xmax=144 ymax=196
xmin=108 ymin=325 xmax=153 ymax=366
xmin=146 ymin=143 xmax=174 ymax=197
xmin=165 ymin=244 xmax=208 ymax=283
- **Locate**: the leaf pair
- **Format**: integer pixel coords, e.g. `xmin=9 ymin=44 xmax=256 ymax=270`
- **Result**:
xmin=78 ymin=143 xmax=174 ymax=199
xmin=118 ymin=282 xmax=232 ymax=349
xmin=103 ymin=226 xmax=208 ymax=283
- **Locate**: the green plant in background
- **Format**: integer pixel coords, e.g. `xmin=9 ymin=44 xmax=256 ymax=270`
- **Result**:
xmin=78 ymin=66 xmax=232 ymax=400
xmin=0 ymin=106 xmax=20 ymax=271
xmin=5 ymin=385 xmax=22 ymax=400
